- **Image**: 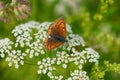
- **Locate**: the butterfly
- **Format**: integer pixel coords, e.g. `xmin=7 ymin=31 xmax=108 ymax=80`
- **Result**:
xmin=43 ymin=17 xmax=68 ymax=50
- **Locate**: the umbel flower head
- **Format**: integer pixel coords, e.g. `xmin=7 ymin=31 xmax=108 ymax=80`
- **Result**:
xmin=0 ymin=21 xmax=100 ymax=80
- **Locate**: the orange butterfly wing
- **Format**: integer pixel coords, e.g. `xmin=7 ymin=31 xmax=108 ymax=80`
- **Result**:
xmin=43 ymin=38 xmax=63 ymax=50
xmin=48 ymin=17 xmax=66 ymax=38
xmin=43 ymin=17 xmax=67 ymax=50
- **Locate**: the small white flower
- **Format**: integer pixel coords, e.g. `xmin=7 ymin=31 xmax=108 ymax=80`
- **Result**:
xmin=20 ymin=60 xmax=24 ymax=65
xmin=79 ymin=65 xmax=82 ymax=69
xmin=74 ymin=61 xmax=79 ymax=65
xmin=47 ymin=72 xmax=52 ymax=76
xmin=48 ymin=67 xmax=53 ymax=71
xmin=57 ymin=60 xmax=61 ymax=65
xmin=37 ymin=61 xmax=41 ymax=65
xmin=59 ymin=75 xmax=63 ymax=79
xmin=35 ymin=52 xmax=39 ymax=56
xmin=54 ymin=76 xmax=59 ymax=79
xmin=43 ymin=58 xmax=46 ymax=62
xmin=43 ymin=69 xmax=47 ymax=74
xmin=15 ymin=64 xmax=19 ymax=69
xmin=8 ymin=62 xmax=12 ymax=67
xmin=39 ymin=65 xmax=43 ymax=69
xmin=68 ymin=78 xmax=72 ymax=80
xmin=62 ymin=64 xmax=67 ymax=68
xmin=0 ymin=53 xmax=5 ymax=58
xmin=80 ymin=59 xmax=84 ymax=64
xmin=37 ymin=70 xmax=42 ymax=74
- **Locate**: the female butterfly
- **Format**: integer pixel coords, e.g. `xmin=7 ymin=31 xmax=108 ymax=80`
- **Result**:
xmin=43 ymin=17 xmax=67 ymax=50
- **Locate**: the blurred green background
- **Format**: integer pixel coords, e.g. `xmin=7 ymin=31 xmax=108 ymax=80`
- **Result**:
xmin=0 ymin=0 xmax=120 ymax=80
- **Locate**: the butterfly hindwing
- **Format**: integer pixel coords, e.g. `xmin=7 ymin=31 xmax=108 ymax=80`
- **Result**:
xmin=43 ymin=38 xmax=63 ymax=50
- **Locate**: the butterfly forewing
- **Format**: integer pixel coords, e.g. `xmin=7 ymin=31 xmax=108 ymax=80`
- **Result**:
xmin=43 ymin=38 xmax=63 ymax=50
xmin=55 ymin=17 xmax=66 ymax=38
xmin=48 ymin=23 xmax=54 ymax=36
xmin=48 ymin=17 xmax=66 ymax=38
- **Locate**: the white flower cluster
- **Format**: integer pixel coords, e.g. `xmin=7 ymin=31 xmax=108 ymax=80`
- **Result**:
xmin=0 ymin=21 xmax=100 ymax=79
xmin=12 ymin=21 xmax=40 ymax=47
xmin=69 ymin=48 xmax=100 ymax=66
xmin=67 ymin=70 xmax=89 ymax=80
xmin=25 ymin=22 xmax=51 ymax=58
xmin=0 ymin=38 xmax=13 ymax=58
xmin=6 ymin=50 xmax=26 ymax=68
xmin=12 ymin=21 xmax=50 ymax=58
xmin=47 ymin=72 xmax=63 ymax=80
xmin=47 ymin=0 xmax=82 ymax=15
xmin=56 ymin=51 xmax=69 ymax=68
xmin=55 ymin=48 xmax=99 ymax=70
xmin=0 ymin=38 xmax=26 ymax=68
xmin=84 ymin=48 xmax=100 ymax=64
xmin=37 ymin=57 xmax=56 ymax=74
xmin=66 ymin=34 xmax=85 ymax=51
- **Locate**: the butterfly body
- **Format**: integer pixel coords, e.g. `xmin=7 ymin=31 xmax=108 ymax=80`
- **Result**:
xmin=50 ymin=35 xmax=68 ymax=42
xmin=43 ymin=17 xmax=67 ymax=50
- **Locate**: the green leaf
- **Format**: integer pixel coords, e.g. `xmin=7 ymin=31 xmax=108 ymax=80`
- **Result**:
xmin=2 ymin=0 xmax=12 ymax=4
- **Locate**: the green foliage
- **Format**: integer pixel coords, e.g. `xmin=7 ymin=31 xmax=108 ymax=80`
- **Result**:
xmin=2 ymin=0 xmax=12 ymax=4
xmin=90 ymin=61 xmax=120 ymax=80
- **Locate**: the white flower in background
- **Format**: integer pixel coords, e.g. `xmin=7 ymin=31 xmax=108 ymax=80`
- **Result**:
xmin=46 ymin=0 xmax=82 ymax=15
xmin=0 ymin=21 xmax=100 ymax=79
xmin=45 ymin=0 xmax=82 ymax=15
